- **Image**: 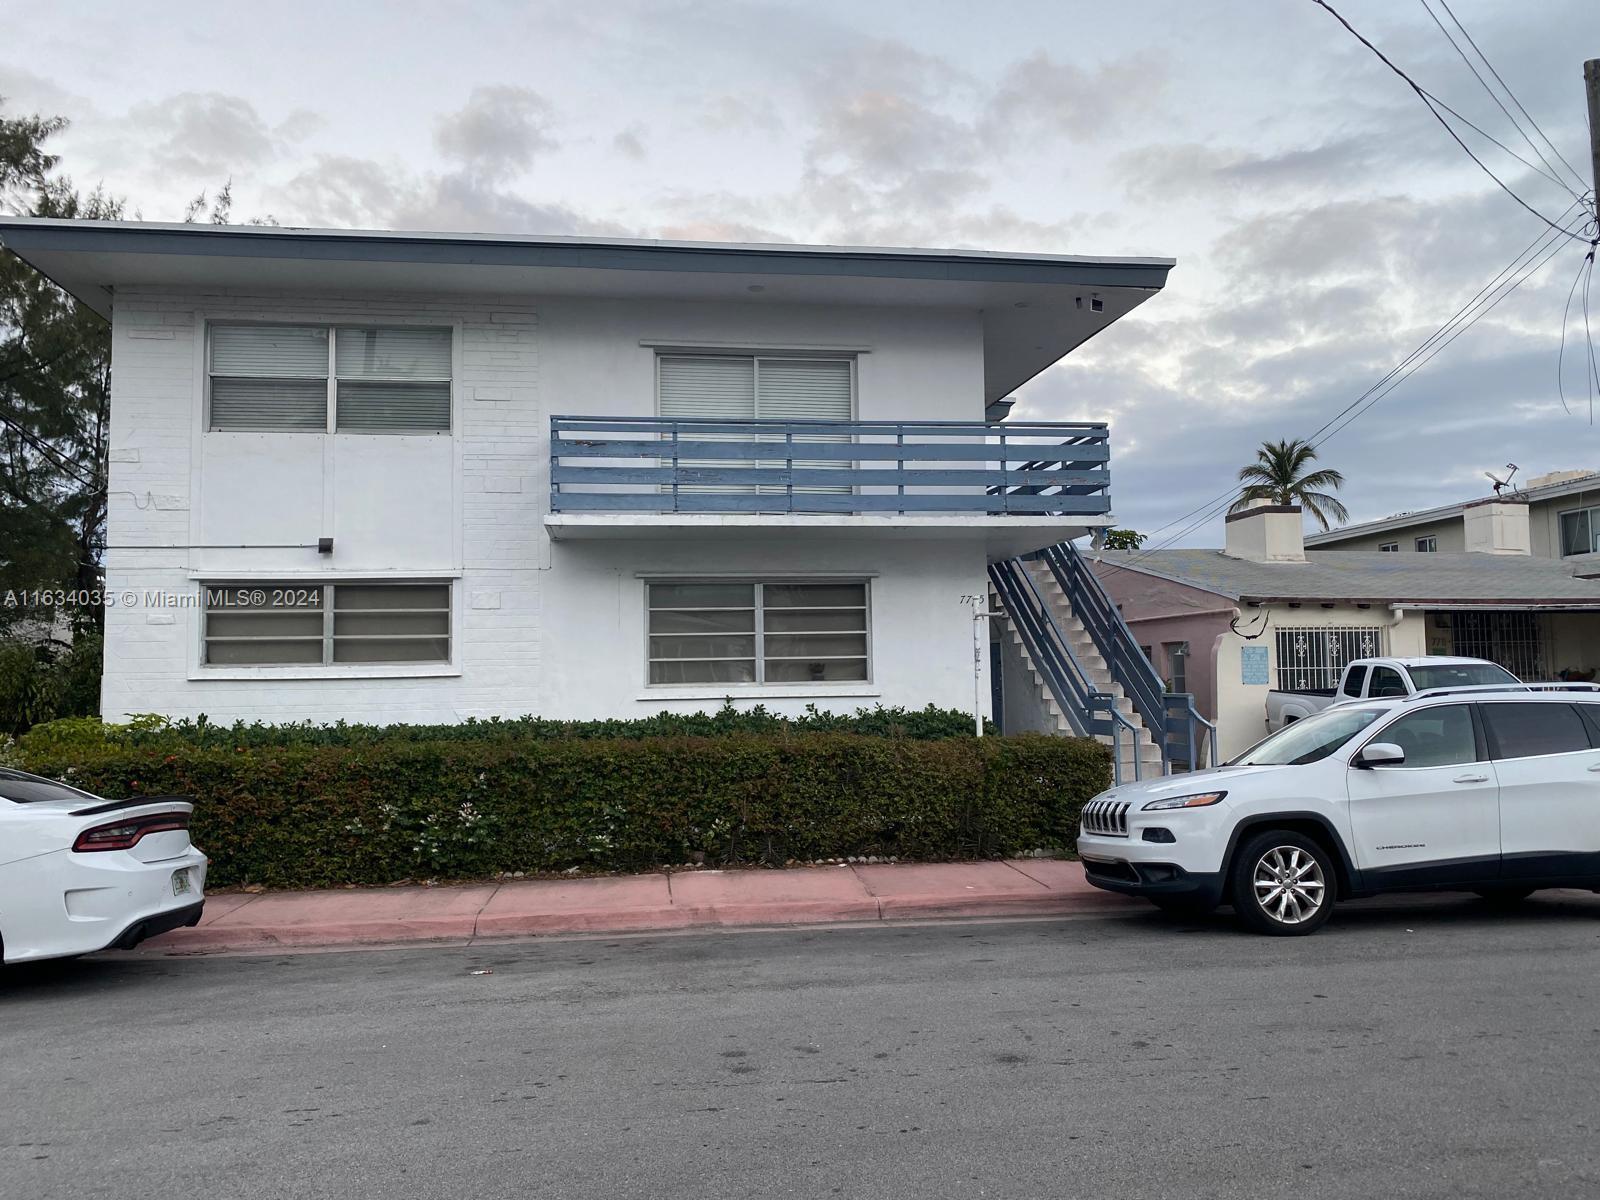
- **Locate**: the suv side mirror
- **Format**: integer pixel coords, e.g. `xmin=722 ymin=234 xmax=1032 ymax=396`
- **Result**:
xmin=1356 ymin=742 xmax=1406 ymax=769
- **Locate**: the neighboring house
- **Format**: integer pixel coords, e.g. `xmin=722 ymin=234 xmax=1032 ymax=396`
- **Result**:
xmin=0 ymin=217 xmax=1178 ymax=738
xmin=1305 ymin=468 xmax=1600 ymax=558
xmin=1091 ymin=505 xmax=1600 ymax=760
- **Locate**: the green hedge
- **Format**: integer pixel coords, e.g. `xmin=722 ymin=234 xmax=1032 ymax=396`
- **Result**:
xmin=18 ymin=702 xmax=990 ymax=756
xmin=24 ymin=733 xmax=1109 ymax=889
xmin=0 ymin=633 xmax=102 ymax=736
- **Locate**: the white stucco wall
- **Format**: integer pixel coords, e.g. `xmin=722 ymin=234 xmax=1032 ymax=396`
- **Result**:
xmin=1211 ymin=606 xmax=1426 ymax=759
xmin=102 ymin=285 xmax=993 ymax=725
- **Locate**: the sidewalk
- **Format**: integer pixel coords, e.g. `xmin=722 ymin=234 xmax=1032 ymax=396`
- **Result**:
xmin=142 ymin=859 xmax=1139 ymax=955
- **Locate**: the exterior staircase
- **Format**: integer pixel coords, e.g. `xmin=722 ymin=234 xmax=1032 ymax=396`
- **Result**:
xmin=989 ymin=541 xmax=1214 ymax=785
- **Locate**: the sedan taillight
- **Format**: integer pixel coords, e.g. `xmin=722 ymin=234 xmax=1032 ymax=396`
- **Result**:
xmin=72 ymin=812 xmax=190 ymax=852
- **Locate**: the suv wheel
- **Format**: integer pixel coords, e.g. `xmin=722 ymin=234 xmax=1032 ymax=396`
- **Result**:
xmin=1230 ymin=830 xmax=1336 ymax=936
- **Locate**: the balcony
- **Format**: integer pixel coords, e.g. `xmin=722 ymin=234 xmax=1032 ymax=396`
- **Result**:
xmin=545 ymin=415 xmax=1112 ymax=555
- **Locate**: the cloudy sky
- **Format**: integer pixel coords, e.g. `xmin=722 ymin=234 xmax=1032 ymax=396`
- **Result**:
xmin=3 ymin=0 xmax=1597 ymax=544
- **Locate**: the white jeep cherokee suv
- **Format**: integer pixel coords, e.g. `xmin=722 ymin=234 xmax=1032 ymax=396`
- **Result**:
xmin=1077 ymin=686 xmax=1600 ymax=935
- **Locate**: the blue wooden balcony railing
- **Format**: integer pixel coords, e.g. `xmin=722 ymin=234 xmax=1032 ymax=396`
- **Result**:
xmin=548 ymin=416 xmax=1111 ymax=515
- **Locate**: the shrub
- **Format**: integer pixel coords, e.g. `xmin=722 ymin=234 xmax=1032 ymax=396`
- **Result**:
xmin=19 ymin=702 xmax=990 ymax=756
xmin=21 ymin=732 xmax=1109 ymax=889
xmin=0 ymin=633 xmax=102 ymax=736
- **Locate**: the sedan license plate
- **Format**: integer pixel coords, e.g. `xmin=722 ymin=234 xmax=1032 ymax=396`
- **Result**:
xmin=172 ymin=869 xmax=192 ymax=897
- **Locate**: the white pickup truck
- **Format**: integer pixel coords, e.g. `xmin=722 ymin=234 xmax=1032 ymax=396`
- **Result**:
xmin=1265 ymin=656 xmax=1519 ymax=731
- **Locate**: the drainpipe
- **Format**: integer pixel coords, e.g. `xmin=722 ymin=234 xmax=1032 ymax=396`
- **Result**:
xmin=962 ymin=593 xmax=1003 ymax=736
xmin=1387 ymin=605 xmax=1408 ymax=653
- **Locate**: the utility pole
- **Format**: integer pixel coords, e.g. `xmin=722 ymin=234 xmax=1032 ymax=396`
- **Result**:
xmin=1587 ymin=60 xmax=1600 ymax=222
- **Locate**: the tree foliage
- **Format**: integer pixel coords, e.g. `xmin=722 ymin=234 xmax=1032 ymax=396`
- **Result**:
xmin=1230 ymin=438 xmax=1350 ymax=531
xmin=1099 ymin=528 xmax=1146 ymax=550
xmin=1 ymin=99 xmax=118 ymax=639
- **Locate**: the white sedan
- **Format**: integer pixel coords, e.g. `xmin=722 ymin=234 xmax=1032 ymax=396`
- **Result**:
xmin=1 ymin=768 xmax=207 ymax=964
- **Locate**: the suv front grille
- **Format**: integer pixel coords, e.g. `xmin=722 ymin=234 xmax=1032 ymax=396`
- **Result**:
xmin=1081 ymin=798 xmax=1131 ymax=838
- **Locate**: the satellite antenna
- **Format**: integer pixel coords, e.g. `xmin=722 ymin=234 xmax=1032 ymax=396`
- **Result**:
xmin=1485 ymin=463 xmax=1519 ymax=497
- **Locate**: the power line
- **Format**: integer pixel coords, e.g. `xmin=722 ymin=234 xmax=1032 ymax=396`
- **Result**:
xmin=1419 ymin=87 xmax=1578 ymax=196
xmin=1114 ymin=215 xmax=1580 ymax=568
xmin=0 ymin=409 xmax=101 ymax=492
xmin=1583 ymin=249 xmax=1600 ymax=424
xmin=1557 ymin=246 xmax=1596 ymax=422
xmin=1117 ymin=204 xmax=1583 ymax=559
xmin=1314 ymin=230 xmax=1571 ymax=447
xmin=1433 ymin=0 xmax=1592 ymax=195
xmin=1418 ymin=0 xmax=1589 ymax=200
xmin=1310 ymin=0 xmax=1588 ymax=243
xmin=1303 ymin=198 xmax=1586 ymax=447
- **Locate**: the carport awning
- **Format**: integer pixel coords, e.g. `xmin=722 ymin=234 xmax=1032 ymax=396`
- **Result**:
xmin=1405 ymin=603 xmax=1600 ymax=612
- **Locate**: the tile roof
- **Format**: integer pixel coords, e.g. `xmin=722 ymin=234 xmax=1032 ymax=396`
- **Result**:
xmin=1091 ymin=549 xmax=1600 ymax=605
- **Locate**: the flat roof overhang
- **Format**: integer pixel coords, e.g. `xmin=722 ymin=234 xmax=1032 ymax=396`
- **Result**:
xmin=544 ymin=512 xmax=1108 ymax=561
xmin=0 ymin=218 xmax=1174 ymax=402
xmin=1238 ymin=596 xmax=1600 ymax=609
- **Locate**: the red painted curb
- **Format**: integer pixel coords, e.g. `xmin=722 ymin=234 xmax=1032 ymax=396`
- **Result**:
xmin=137 ymin=863 xmax=1143 ymax=955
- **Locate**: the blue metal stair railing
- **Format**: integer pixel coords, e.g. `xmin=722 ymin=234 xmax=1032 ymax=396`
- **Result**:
xmin=1031 ymin=541 xmax=1217 ymax=771
xmin=988 ymin=559 xmax=1144 ymax=784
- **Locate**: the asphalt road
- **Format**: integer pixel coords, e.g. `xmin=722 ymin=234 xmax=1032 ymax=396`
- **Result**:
xmin=4 ymin=894 xmax=1600 ymax=1200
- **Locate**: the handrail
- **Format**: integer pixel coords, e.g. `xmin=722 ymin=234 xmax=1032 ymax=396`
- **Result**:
xmin=1028 ymin=540 xmax=1225 ymax=772
xmin=989 ymin=559 xmax=1141 ymax=784
xmin=989 ymin=561 xmax=1095 ymax=736
xmin=1164 ymin=693 xmax=1219 ymax=771
xmin=549 ymin=415 xmax=1111 ymax=516
xmin=1036 ymin=543 xmax=1168 ymax=746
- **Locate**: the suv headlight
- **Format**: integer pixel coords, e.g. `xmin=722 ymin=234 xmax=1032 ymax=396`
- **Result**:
xmin=1141 ymin=791 xmax=1227 ymax=811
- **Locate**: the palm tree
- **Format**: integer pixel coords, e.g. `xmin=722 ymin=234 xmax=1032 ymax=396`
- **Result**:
xmin=1230 ymin=438 xmax=1349 ymax=531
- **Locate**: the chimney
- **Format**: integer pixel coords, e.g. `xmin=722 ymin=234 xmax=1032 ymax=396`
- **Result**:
xmin=1223 ymin=502 xmax=1305 ymax=562
xmin=1462 ymin=498 xmax=1530 ymax=555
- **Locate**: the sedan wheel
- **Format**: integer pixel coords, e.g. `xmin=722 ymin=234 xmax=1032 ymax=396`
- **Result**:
xmin=1231 ymin=830 xmax=1336 ymax=935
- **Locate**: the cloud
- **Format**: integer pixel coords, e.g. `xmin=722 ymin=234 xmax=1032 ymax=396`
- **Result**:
xmin=698 ymin=94 xmax=784 ymax=135
xmin=433 ymin=85 xmax=556 ymax=178
xmin=271 ymin=153 xmax=625 ymax=238
xmin=612 ymin=124 xmax=647 ymax=161
xmin=980 ymin=51 xmax=1163 ymax=144
xmin=131 ymin=92 xmax=282 ymax=177
xmin=1013 ymin=174 xmax=1597 ymax=544
xmin=0 ymin=63 xmax=84 ymax=117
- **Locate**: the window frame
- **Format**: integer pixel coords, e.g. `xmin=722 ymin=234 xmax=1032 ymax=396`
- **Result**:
xmin=644 ymin=578 xmax=872 ymax=688
xmin=200 ymin=580 xmax=453 ymax=669
xmin=1559 ymin=505 xmax=1599 ymax=557
xmin=206 ymin=320 xmax=455 ymax=435
xmin=1163 ymin=641 xmax=1189 ymax=694
xmin=1414 ymin=535 xmax=1437 ymax=552
xmin=1367 ymin=665 xmax=1407 ymax=697
xmin=1359 ymin=702 xmax=1486 ymax=770
xmin=1378 ymin=542 xmax=1400 ymax=552
xmin=1273 ymin=625 xmax=1387 ymax=691
xmin=653 ymin=349 xmax=859 ymax=422
xmin=1478 ymin=700 xmax=1596 ymax=762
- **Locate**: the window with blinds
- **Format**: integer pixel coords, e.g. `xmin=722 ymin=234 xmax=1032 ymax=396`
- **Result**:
xmin=202 ymin=582 xmax=450 ymax=666
xmin=335 ymin=327 xmax=452 ymax=432
xmin=657 ymin=354 xmax=853 ymax=492
xmin=646 ymin=580 xmax=869 ymax=686
xmin=208 ymin=324 xmax=452 ymax=433
xmin=210 ymin=326 xmax=330 ymax=431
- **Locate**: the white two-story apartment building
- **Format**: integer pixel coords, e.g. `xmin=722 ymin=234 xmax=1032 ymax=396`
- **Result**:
xmin=0 ymin=219 xmax=1172 ymax=730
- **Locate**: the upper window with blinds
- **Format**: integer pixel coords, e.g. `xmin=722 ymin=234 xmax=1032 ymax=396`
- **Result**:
xmin=657 ymin=354 xmax=853 ymax=424
xmin=208 ymin=324 xmax=453 ymax=434
xmin=657 ymin=354 xmax=854 ymax=494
